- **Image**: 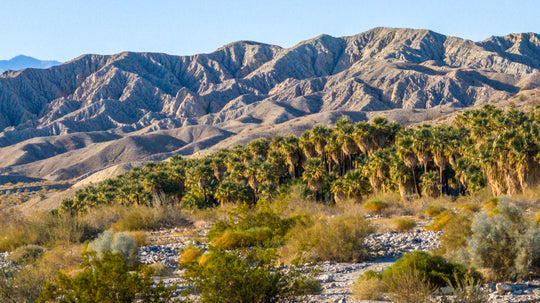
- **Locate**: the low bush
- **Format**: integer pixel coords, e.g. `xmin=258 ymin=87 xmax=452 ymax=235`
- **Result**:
xmin=39 ymin=252 xmax=175 ymax=303
xmin=214 ymin=227 xmax=273 ymax=250
xmin=179 ymin=245 xmax=202 ymax=263
xmin=0 ymin=209 xmax=103 ymax=252
xmin=279 ymin=214 xmax=373 ymax=264
xmin=424 ymin=204 xmax=446 ymax=217
xmin=439 ymin=274 xmax=489 ymax=303
xmin=459 ymin=202 xmax=480 ymax=213
xmin=353 ymin=251 xmax=480 ymax=302
xmin=392 ymin=217 xmax=417 ymax=232
xmin=0 ymin=263 xmax=57 ymax=303
xmin=427 ymin=210 xmax=454 ymax=231
xmin=363 ymin=199 xmax=389 ymax=215
xmin=351 ymin=275 xmax=386 ymax=300
xmin=208 ymin=205 xmax=305 ymax=249
xmin=182 ymin=248 xmax=320 ymax=303
xmin=481 ymin=197 xmax=499 ymax=212
xmin=87 ymin=230 xmax=138 ymax=267
xmin=381 ymin=251 xmax=480 ymax=287
xmin=439 ymin=214 xmax=472 ymax=257
xmin=467 ymin=202 xmax=540 ymax=280
xmin=149 ymin=262 xmax=173 ymax=277
xmin=8 ymin=245 xmax=45 ymax=265
xmin=111 ymin=205 xmax=190 ymax=231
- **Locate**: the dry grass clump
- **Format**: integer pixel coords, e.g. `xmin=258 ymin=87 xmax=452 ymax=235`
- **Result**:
xmin=424 ymin=204 xmax=446 ymax=217
xmin=353 ymin=251 xmax=480 ymax=303
xmin=0 ymin=209 xmax=91 ymax=251
xmin=179 ymin=245 xmax=202 ymax=263
xmin=111 ymin=205 xmax=190 ymax=231
xmin=279 ymin=214 xmax=373 ymax=264
xmin=427 ymin=211 xmax=454 ymax=231
xmin=439 ymin=214 xmax=472 ymax=256
xmin=363 ymin=199 xmax=389 ymax=215
xmin=534 ymin=211 xmax=540 ymax=225
xmin=149 ymin=262 xmax=173 ymax=277
xmin=213 ymin=228 xmax=273 ymax=250
xmin=8 ymin=245 xmax=45 ymax=265
xmin=392 ymin=217 xmax=417 ymax=232
xmin=351 ymin=274 xmax=386 ymax=300
xmin=459 ymin=202 xmax=480 ymax=213
xmin=481 ymin=197 xmax=499 ymax=212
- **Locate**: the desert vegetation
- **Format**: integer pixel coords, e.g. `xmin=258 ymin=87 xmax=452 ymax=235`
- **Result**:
xmin=60 ymin=105 xmax=540 ymax=215
xmin=0 ymin=105 xmax=539 ymax=302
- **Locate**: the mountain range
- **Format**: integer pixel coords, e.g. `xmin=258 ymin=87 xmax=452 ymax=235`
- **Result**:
xmin=0 ymin=27 xmax=539 ymax=182
xmin=0 ymin=55 xmax=61 ymax=74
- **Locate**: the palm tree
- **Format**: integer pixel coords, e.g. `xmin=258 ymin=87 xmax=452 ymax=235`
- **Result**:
xmin=353 ymin=122 xmax=375 ymax=155
xmin=412 ymin=125 xmax=433 ymax=174
xmin=363 ymin=149 xmax=390 ymax=193
xmin=302 ymin=158 xmax=328 ymax=200
xmin=210 ymin=150 xmax=228 ymax=182
xmin=299 ymin=131 xmax=317 ymax=159
xmin=335 ymin=116 xmax=359 ymax=172
xmin=397 ymin=129 xmax=420 ymax=196
xmin=420 ymin=171 xmax=439 ymax=198
xmin=389 ymin=155 xmax=416 ymax=201
xmin=371 ymin=117 xmax=401 ymax=149
xmin=214 ymin=179 xmax=250 ymax=206
xmin=430 ymin=126 xmax=451 ymax=196
xmin=248 ymin=138 xmax=270 ymax=160
xmin=325 ymin=135 xmax=342 ymax=174
xmin=281 ymin=136 xmax=302 ymax=178
xmin=190 ymin=159 xmax=214 ymax=204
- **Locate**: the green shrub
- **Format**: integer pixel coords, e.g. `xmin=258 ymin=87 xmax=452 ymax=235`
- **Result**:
xmin=208 ymin=205 xmax=305 ymax=249
xmin=279 ymin=214 xmax=373 ymax=264
xmin=467 ymin=202 xmax=540 ymax=280
xmin=354 ymin=252 xmax=481 ymax=302
xmin=8 ymin=245 xmax=45 ymax=265
xmin=363 ymin=199 xmax=389 ymax=215
xmin=182 ymin=248 xmax=320 ymax=303
xmin=392 ymin=217 xmax=417 ymax=232
xmin=381 ymin=251 xmax=479 ymax=288
xmin=39 ymin=252 xmax=175 ymax=302
xmin=0 ymin=263 xmax=56 ymax=303
xmin=424 ymin=205 xmax=446 ymax=217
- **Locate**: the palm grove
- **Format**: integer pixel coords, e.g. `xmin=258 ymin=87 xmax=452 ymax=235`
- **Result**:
xmin=60 ymin=104 xmax=540 ymax=214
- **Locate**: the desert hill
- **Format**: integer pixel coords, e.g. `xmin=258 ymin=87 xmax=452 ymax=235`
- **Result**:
xmin=0 ymin=27 xmax=539 ymax=181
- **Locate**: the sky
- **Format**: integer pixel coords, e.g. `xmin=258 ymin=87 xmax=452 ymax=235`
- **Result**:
xmin=1 ymin=0 xmax=538 ymax=62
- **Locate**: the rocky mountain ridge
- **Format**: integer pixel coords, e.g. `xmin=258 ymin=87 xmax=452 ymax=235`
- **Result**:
xmin=1 ymin=27 xmax=539 ymax=181
xmin=0 ymin=55 xmax=61 ymax=74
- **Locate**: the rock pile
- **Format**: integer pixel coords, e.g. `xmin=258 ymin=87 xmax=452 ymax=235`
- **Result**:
xmin=138 ymin=241 xmax=207 ymax=269
xmin=364 ymin=230 xmax=442 ymax=258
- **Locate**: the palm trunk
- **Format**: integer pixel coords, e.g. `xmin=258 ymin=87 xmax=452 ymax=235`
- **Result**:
xmin=412 ymin=168 xmax=420 ymax=197
xmin=439 ymin=166 xmax=444 ymax=196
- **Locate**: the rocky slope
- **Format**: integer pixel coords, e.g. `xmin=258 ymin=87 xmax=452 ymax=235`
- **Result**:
xmin=1 ymin=27 xmax=540 ymax=181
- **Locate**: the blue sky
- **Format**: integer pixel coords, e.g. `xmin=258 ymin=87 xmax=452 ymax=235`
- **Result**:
xmin=1 ymin=0 xmax=538 ymax=62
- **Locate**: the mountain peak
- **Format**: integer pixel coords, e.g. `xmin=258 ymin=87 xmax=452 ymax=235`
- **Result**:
xmin=0 ymin=55 xmax=61 ymax=73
